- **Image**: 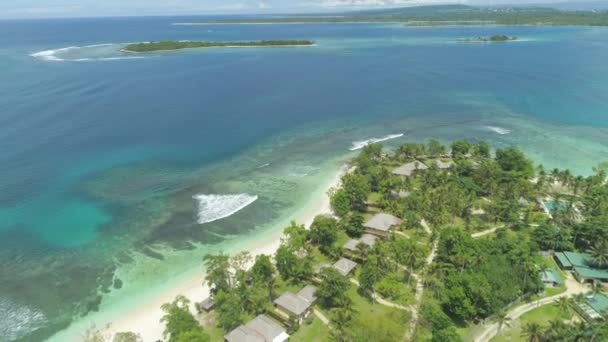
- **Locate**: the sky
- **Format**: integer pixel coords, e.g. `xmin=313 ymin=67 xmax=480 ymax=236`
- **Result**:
xmin=0 ymin=0 xmax=598 ymax=19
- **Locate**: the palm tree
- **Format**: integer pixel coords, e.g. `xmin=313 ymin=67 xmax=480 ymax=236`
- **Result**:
xmin=555 ymin=297 xmax=571 ymax=315
xmin=330 ymin=306 xmax=356 ymax=342
xmin=590 ymin=240 xmax=608 ymax=268
xmin=495 ymin=310 xmax=512 ymax=333
xmin=521 ymin=322 xmax=543 ymax=342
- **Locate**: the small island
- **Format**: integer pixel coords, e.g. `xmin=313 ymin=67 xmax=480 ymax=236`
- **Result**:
xmin=122 ymin=40 xmax=315 ymax=53
xmin=458 ymin=35 xmax=518 ymax=43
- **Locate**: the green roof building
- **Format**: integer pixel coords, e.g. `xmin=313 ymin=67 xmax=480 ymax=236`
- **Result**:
xmin=554 ymin=252 xmax=608 ymax=284
xmin=575 ymin=293 xmax=608 ymax=321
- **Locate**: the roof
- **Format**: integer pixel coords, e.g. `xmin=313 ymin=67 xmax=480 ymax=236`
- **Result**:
xmin=435 ymin=160 xmax=455 ymax=169
xmin=343 ymin=233 xmax=378 ymax=251
xmin=540 ymin=268 xmax=564 ymax=285
xmin=225 ymin=315 xmax=288 ymax=342
xmin=200 ymin=297 xmax=215 ymax=310
xmin=332 ymin=258 xmax=358 ymax=276
xmin=555 ymin=251 xmax=594 ymax=268
xmin=297 ymin=285 xmax=317 ymax=303
xmin=392 ymin=161 xmax=428 ymax=176
xmin=574 ymin=266 xmax=608 ymax=281
xmin=587 ymin=293 xmax=608 ymax=315
xmin=364 ymin=213 xmax=402 ymax=232
xmin=274 ymin=292 xmax=312 ymax=316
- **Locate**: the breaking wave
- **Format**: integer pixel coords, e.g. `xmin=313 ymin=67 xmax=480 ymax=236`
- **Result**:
xmin=0 ymin=298 xmax=47 ymax=341
xmin=30 ymin=43 xmax=145 ymax=62
xmin=193 ymin=194 xmax=258 ymax=224
xmin=484 ymin=126 xmax=512 ymax=135
xmin=349 ymin=133 xmax=404 ymax=151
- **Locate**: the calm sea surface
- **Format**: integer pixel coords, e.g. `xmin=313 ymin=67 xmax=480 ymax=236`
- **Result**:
xmin=1 ymin=16 xmax=608 ymax=341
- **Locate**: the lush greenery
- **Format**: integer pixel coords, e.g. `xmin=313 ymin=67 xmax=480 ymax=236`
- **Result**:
xmin=160 ymin=296 xmax=210 ymax=342
xmin=458 ymin=35 xmax=517 ymax=42
xmin=123 ymin=40 xmax=314 ymax=52
xmin=143 ymin=138 xmax=608 ymax=342
xmin=191 ymin=5 xmax=608 ymax=27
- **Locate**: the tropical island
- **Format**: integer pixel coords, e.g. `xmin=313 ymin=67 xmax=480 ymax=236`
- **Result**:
xmin=122 ymin=40 xmax=315 ymax=53
xmin=87 ymin=140 xmax=608 ymax=342
xmin=186 ymin=5 xmax=608 ymax=27
xmin=458 ymin=35 xmax=518 ymax=43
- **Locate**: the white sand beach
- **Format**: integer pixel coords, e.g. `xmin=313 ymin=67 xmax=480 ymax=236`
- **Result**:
xmin=76 ymin=165 xmax=347 ymax=342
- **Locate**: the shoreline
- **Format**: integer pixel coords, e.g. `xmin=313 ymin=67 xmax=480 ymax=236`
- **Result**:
xmin=51 ymin=164 xmax=348 ymax=341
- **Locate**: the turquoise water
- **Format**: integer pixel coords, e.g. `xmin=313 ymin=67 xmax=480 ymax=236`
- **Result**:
xmin=1 ymin=17 xmax=608 ymax=341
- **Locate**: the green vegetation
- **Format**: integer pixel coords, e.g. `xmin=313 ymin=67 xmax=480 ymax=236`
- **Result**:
xmin=148 ymin=138 xmax=608 ymax=342
xmin=458 ymin=35 xmax=518 ymax=42
xmin=160 ymin=296 xmax=209 ymax=342
xmin=123 ymin=40 xmax=315 ymax=52
xmin=190 ymin=5 xmax=608 ymax=27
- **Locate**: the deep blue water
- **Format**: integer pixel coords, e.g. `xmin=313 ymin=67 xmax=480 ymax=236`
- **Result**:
xmin=1 ymin=16 xmax=608 ymax=341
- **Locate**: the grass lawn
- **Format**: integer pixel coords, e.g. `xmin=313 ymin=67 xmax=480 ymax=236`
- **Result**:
xmin=289 ymin=316 xmax=332 ymax=342
xmin=491 ymin=303 xmax=571 ymax=342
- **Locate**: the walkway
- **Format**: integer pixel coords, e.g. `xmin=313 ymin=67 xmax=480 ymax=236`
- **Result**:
xmin=404 ymin=239 xmax=438 ymax=341
xmin=313 ymin=308 xmax=330 ymax=326
xmin=349 ymin=279 xmax=409 ymax=311
xmin=471 ymin=226 xmax=504 ymax=239
xmin=473 ymin=274 xmax=588 ymax=342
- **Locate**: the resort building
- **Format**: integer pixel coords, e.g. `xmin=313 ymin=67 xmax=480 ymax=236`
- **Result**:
xmin=392 ymin=160 xmax=428 ymax=177
xmin=574 ymin=293 xmax=608 ymax=321
xmin=332 ymin=257 xmax=358 ymax=276
xmin=554 ymin=251 xmax=608 ymax=285
xmin=435 ymin=160 xmax=455 ymax=169
xmin=540 ymin=268 xmax=564 ymax=288
xmin=273 ymin=285 xmax=317 ymax=324
xmin=343 ymin=233 xmax=378 ymax=253
xmin=198 ymin=297 xmax=215 ymax=312
xmin=363 ymin=213 xmax=403 ymax=238
xmin=224 ymin=314 xmax=289 ymax=342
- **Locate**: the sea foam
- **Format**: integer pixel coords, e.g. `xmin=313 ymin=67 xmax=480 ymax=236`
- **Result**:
xmin=30 ymin=44 xmax=144 ymax=62
xmin=484 ymin=126 xmax=512 ymax=135
xmin=193 ymin=194 xmax=258 ymax=224
xmin=349 ymin=133 xmax=404 ymax=151
xmin=0 ymin=298 xmax=47 ymax=341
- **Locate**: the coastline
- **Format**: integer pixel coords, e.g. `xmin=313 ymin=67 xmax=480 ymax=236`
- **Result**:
xmin=50 ymin=163 xmax=348 ymax=342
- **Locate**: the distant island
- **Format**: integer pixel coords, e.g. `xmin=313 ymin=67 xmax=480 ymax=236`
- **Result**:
xmin=185 ymin=5 xmax=608 ymax=27
xmin=458 ymin=35 xmax=518 ymax=43
xmin=123 ymin=40 xmax=315 ymax=53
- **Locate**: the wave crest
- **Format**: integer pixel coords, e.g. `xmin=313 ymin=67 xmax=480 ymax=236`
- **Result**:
xmin=484 ymin=126 xmax=512 ymax=135
xmin=193 ymin=194 xmax=258 ymax=224
xmin=349 ymin=133 xmax=403 ymax=151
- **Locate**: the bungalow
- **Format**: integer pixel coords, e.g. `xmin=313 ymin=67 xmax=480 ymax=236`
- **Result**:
xmin=332 ymin=257 xmax=358 ymax=277
xmin=574 ymin=293 xmax=608 ymax=321
xmin=540 ymin=268 xmax=564 ymax=288
xmin=554 ymin=251 xmax=608 ymax=285
xmin=224 ymin=314 xmax=289 ymax=342
xmin=435 ymin=160 xmax=455 ymax=169
xmin=343 ymin=233 xmax=378 ymax=253
xmin=364 ymin=213 xmax=403 ymax=238
xmin=392 ymin=160 xmax=428 ymax=177
xmin=273 ymin=285 xmax=317 ymax=324
xmin=198 ymin=297 xmax=215 ymax=313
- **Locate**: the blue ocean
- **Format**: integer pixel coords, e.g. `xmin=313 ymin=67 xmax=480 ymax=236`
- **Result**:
xmin=1 ymin=16 xmax=608 ymax=341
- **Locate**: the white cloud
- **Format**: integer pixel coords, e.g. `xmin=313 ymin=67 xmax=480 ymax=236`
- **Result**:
xmin=313 ymin=0 xmax=463 ymax=8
